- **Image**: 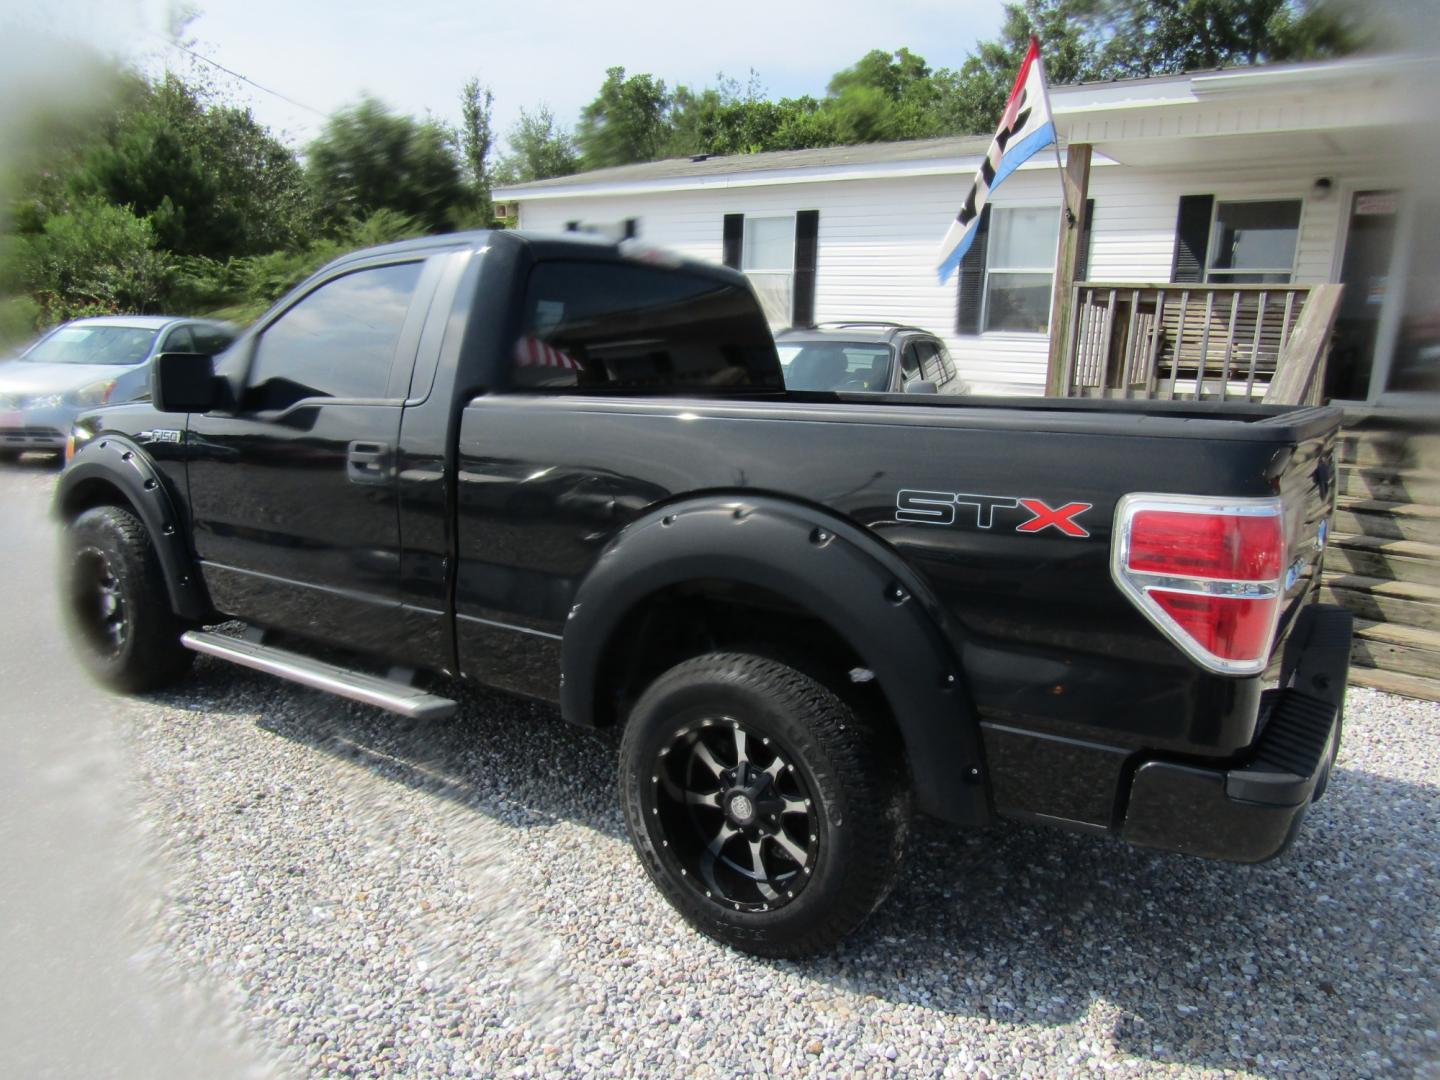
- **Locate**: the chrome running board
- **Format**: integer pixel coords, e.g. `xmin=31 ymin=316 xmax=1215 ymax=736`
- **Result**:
xmin=181 ymin=630 xmax=457 ymax=721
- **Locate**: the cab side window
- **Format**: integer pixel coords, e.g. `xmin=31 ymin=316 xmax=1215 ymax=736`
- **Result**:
xmin=248 ymin=262 xmax=423 ymax=405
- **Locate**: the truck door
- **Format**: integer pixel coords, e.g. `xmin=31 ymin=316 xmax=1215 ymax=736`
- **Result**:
xmin=186 ymin=255 xmax=440 ymax=655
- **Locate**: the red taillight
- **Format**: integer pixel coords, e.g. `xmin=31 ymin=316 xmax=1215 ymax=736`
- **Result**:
xmin=1128 ymin=510 xmax=1284 ymax=581
xmin=1147 ymin=592 xmax=1280 ymax=662
xmin=1113 ymin=495 xmax=1287 ymax=675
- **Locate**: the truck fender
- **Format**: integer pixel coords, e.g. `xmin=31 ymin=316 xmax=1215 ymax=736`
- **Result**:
xmin=561 ymin=494 xmax=989 ymax=825
xmin=54 ymin=435 xmax=210 ymax=621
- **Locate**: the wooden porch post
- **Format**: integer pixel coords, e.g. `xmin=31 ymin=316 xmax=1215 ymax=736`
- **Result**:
xmin=1045 ymin=143 xmax=1092 ymax=397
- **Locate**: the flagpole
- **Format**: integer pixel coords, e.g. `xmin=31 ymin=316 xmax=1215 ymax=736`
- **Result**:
xmin=1052 ymin=138 xmax=1074 ymax=226
xmin=1035 ymin=38 xmax=1075 ymax=227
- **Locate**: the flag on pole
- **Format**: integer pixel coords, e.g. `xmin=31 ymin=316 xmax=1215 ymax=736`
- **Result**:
xmin=936 ymin=36 xmax=1057 ymax=284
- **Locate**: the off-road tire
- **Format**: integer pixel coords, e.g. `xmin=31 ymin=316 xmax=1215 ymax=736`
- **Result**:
xmin=620 ymin=652 xmax=910 ymax=957
xmin=63 ymin=505 xmax=194 ymax=692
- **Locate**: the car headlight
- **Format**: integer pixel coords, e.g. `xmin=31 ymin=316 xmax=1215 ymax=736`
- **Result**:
xmin=65 ymin=421 xmax=94 ymax=466
xmin=27 ymin=393 xmax=65 ymax=409
xmin=69 ymin=379 xmax=117 ymax=407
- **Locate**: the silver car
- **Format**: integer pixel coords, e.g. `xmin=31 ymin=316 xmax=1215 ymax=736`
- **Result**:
xmin=0 ymin=316 xmax=235 ymax=460
xmin=774 ymin=322 xmax=969 ymax=395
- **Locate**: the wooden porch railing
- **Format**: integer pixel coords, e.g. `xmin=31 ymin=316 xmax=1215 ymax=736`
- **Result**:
xmin=1058 ymin=282 xmax=1344 ymax=405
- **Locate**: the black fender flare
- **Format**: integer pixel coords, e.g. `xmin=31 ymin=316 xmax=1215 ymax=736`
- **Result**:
xmin=561 ymin=494 xmax=989 ymax=825
xmin=54 ymin=435 xmax=210 ymax=621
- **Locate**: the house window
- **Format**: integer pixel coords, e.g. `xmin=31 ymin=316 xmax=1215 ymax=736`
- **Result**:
xmin=983 ymin=205 xmax=1060 ymax=333
xmin=722 ymin=211 xmax=820 ymax=328
xmin=741 ymin=215 xmax=796 ymax=327
xmin=1206 ymin=199 xmax=1302 ymax=284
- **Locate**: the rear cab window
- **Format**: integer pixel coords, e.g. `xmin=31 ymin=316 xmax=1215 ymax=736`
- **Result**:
xmin=510 ymin=261 xmax=781 ymax=394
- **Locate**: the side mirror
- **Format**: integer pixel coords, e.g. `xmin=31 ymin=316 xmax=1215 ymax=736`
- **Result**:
xmin=905 ymin=379 xmax=939 ymax=395
xmin=152 ymin=352 xmax=219 ymax=413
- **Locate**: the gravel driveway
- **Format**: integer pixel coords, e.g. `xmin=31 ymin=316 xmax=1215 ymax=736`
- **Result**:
xmin=1 ymin=460 xmax=1436 ymax=1079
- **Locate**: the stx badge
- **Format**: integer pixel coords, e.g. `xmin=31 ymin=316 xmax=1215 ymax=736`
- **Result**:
xmin=895 ymin=489 xmax=1092 ymax=537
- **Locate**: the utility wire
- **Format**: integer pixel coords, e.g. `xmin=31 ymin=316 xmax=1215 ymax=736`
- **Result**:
xmin=157 ymin=36 xmax=328 ymax=117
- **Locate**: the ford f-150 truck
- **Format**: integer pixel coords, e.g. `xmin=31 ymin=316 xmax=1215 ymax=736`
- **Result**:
xmin=56 ymin=230 xmax=1352 ymax=957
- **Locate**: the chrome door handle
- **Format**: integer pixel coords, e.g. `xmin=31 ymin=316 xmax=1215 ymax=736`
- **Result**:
xmin=346 ymin=441 xmax=392 ymax=484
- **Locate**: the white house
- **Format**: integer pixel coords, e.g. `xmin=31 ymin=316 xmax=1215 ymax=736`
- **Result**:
xmin=495 ymin=55 xmax=1434 ymax=404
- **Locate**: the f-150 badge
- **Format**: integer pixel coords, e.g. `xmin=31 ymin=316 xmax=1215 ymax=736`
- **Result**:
xmin=896 ymin=489 xmax=1092 ymax=537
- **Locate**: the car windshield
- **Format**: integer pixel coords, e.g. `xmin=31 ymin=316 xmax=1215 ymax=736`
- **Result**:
xmin=22 ymin=326 xmax=159 ymax=366
xmin=777 ymin=342 xmax=893 ymax=391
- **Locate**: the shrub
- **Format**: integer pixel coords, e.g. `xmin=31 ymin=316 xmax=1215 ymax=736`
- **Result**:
xmin=12 ymin=198 xmax=172 ymax=323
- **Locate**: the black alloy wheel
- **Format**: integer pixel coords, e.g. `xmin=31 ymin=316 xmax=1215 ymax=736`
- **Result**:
xmin=62 ymin=505 xmax=194 ymax=692
xmin=70 ymin=547 xmax=129 ymax=660
xmin=620 ymin=652 xmax=910 ymax=957
xmin=649 ymin=716 xmax=819 ymax=913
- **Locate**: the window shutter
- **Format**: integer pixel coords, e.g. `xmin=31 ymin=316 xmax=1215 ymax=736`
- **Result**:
xmin=955 ymin=205 xmax=991 ymax=336
xmin=623 ymin=218 xmax=638 ymax=239
xmin=565 ymin=220 xmax=580 ymax=232
xmin=792 ymin=210 xmax=820 ymax=328
xmin=1075 ymin=198 xmax=1096 ymax=282
xmin=1171 ymin=195 xmax=1214 ymax=283
xmin=722 ymin=214 xmax=744 ymax=269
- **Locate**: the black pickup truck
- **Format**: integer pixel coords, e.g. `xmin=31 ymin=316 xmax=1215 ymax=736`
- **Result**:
xmin=56 ymin=230 xmax=1352 ymax=957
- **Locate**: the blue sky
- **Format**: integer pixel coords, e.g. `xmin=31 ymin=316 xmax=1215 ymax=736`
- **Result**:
xmin=9 ymin=0 xmax=1011 ymax=149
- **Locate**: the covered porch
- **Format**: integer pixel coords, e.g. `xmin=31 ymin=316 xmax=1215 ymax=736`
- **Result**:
xmin=1043 ymin=57 xmax=1433 ymax=408
xmin=1056 ymin=281 xmax=1340 ymax=405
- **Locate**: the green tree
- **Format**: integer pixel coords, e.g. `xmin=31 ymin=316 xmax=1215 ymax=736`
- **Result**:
xmin=70 ymin=75 xmax=308 ymax=258
xmin=824 ymin=47 xmax=948 ymax=142
xmin=306 ymin=97 xmax=468 ymax=234
xmin=932 ymin=0 xmax=1103 ymax=135
xmin=934 ymin=0 xmax=1362 ymax=135
xmin=668 ymin=73 xmax=838 ymax=157
xmin=1095 ymin=0 xmax=1367 ymax=78
xmin=459 ymin=78 xmax=495 ymax=223
xmin=494 ymin=106 xmax=581 ymax=183
xmin=577 ymin=67 xmax=671 ymax=168
xmin=9 ymin=198 xmax=171 ymax=322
